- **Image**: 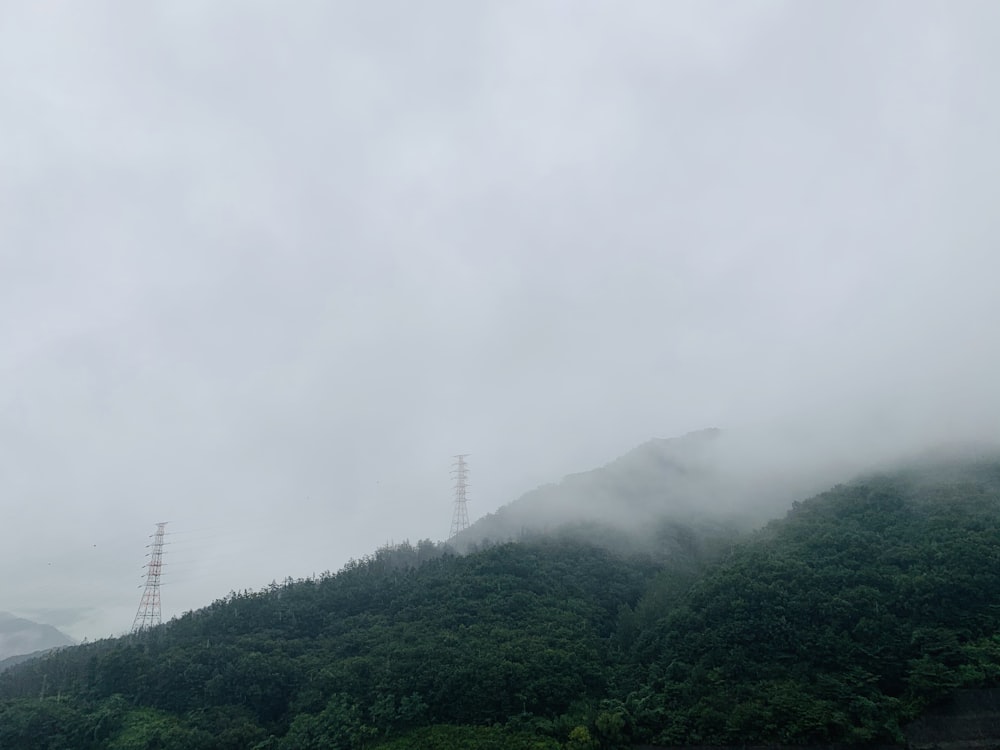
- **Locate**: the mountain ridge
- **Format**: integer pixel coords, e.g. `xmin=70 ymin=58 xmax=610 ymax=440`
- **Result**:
xmin=454 ymin=426 xmax=852 ymax=550
xmin=2 ymin=440 xmax=1000 ymax=747
xmin=0 ymin=611 xmax=74 ymax=664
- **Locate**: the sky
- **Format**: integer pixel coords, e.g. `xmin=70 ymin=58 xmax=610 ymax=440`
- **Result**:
xmin=1 ymin=1 xmax=998 ymax=641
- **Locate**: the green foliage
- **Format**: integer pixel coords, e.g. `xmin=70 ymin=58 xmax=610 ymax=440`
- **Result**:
xmin=0 ymin=698 xmax=95 ymax=750
xmin=373 ymin=724 xmax=560 ymax=750
xmin=626 ymin=462 xmax=1000 ymax=744
xmin=107 ymin=707 xmax=214 ymax=750
xmin=565 ymin=725 xmax=599 ymax=750
xmin=3 ymin=457 xmax=1000 ymax=747
xmin=0 ymin=537 xmax=657 ymax=748
xmin=275 ymin=693 xmax=373 ymax=749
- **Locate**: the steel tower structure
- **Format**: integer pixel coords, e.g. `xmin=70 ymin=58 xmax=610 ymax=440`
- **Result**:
xmin=449 ymin=454 xmax=470 ymax=539
xmin=132 ymin=522 xmax=167 ymax=633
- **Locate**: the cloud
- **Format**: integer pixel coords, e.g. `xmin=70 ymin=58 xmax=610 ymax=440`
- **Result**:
xmin=1 ymin=0 xmax=998 ymax=639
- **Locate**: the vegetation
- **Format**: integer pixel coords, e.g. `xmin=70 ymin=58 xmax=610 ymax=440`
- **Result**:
xmin=2 ymin=456 xmax=1000 ymax=748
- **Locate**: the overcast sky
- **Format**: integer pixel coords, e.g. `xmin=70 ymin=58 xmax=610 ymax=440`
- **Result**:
xmin=2 ymin=1 xmax=998 ymax=641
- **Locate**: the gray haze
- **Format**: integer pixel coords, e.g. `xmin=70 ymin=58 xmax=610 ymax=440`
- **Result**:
xmin=1 ymin=1 xmax=998 ymax=640
xmin=0 ymin=612 xmax=74 ymax=662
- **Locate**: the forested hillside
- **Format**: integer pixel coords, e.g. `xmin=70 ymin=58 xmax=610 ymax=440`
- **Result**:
xmin=2 ymin=455 xmax=1000 ymax=748
xmin=618 ymin=455 xmax=1000 ymax=745
xmin=0 ymin=539 xmax=665 ymax=749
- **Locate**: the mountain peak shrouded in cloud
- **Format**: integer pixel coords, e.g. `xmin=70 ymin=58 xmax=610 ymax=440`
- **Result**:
xmin=6 ymin=454 xmax=1000 ymax=746
xmin=455 ymin=427 xmax=1000 ymax=550
xmin=0 ymin=612 xmax=74 ymax=663
xmin=456 ymin=427 xmax=819 ymax=546
xmin=2 ymin=1 xmax=999 ymax=641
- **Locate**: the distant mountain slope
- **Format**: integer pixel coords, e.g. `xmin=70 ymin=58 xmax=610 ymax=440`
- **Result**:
xmin=2 ymin=450 xmax=1000 ymax=747
xmin=457 ymin=428 xmax=837 ymax=549
xmin=0 ymin=612 xmax=74 ymax=663
xmin=0 ymin=647 xmax=66 ymax=673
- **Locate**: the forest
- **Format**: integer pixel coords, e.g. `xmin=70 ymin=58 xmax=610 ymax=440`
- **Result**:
xmin=2 ymin=455 xmax=1000 ymax=749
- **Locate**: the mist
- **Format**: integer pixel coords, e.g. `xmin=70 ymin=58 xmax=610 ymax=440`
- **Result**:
xmin=1 ymin=1 xmax=998 ymax=641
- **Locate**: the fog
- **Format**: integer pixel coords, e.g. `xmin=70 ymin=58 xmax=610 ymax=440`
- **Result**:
xmin=1 ymin=1 xmax=998 ymax=641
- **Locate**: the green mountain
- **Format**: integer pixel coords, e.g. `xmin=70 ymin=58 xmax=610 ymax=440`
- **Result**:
xmin=621 ymin=450 xmax=1000 ymax=745
xmin=2 ymin=444 xmax=999 ymax=749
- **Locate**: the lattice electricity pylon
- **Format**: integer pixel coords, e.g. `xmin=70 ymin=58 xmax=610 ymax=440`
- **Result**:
xmin=449 ymin=454 xmax=470 ymax=539
xmin=132 ymin=522 xmax=168 ymax=633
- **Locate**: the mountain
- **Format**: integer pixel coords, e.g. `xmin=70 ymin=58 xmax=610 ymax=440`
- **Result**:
xmin=620 ymin=449 xmax=1000 ymax=745
xmin=0 ymin=612 xmax=74 ymax=663
xmin=456 ymin=427 xmax=845 ymax=551
xmin=0 ymin=442 xmax=999 ymax=748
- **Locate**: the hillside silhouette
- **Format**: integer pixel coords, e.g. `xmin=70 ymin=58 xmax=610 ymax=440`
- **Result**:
xmin=1 ymin=442 xmax=999 ymax=748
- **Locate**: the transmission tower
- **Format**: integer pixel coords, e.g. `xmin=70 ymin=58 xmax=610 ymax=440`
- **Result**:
xmin=132 ymin=522 xmax=167 ymax=633
xmin=449 ymin=454 xmax=470 ymax=539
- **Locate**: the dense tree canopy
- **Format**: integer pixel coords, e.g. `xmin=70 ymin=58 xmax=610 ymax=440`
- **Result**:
xmin=2 ymin=457 xmax=999 ymax=748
